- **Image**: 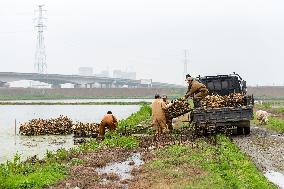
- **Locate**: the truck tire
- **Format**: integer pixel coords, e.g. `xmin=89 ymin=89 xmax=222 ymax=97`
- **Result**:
xmin=237 ymin=127 xmax=244 ymax=135
xmin=243 ymin=126 xmax=250 ymax=135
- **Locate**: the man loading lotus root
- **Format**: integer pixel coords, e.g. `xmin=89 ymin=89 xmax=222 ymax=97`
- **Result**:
xmin=183 ymin=74 xmax=209 ymax=107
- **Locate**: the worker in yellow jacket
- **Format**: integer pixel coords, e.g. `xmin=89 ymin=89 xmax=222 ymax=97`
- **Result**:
xmin=98 ymin=111 xmax=118 ymax=137
xmin=151 ymin=94 xmax=169 ymax=134
xmin=184 ymin=74 xmax=208 ymax=107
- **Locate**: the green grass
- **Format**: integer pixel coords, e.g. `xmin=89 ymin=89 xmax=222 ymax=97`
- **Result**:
xmin=118 ymin=105 xmax=152 ymax=131
xmin=253 ymin=111 xmax=284 ymax=133
xmin=276 ymin=107 xmax=284 ymax=113
xmin=145 ymin=136 xmax=276 ymax=189
xmin=265 ymin=116 xmax=284 ymax=133
xmin=0 ymin=154 xmax=67 ymax=189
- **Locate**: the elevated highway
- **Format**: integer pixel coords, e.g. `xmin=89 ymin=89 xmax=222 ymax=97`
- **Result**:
xmin=0 ymin=72 xmax=183 ymax=88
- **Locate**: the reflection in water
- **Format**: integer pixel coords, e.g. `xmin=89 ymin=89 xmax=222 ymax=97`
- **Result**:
xmin=96 ymin=153 xmax=144 ymax=180
xmin=0 ymin=105 xmax=139 ymax=163
xmin=264 ymin=171 xmax=284 ymax=189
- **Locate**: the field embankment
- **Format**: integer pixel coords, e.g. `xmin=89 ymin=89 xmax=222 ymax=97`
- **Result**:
xmin=0 ymin=86 xmax=283 ymax=100
xmin=0 ymin=88 xmax=186 ymax=100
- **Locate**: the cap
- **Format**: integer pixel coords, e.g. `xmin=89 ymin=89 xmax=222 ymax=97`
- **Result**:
xmin=162 ymin=95 xmax=167 ymax=99
xmin=154 ymin=94 xmax=160 ymax=99
xmin=185 ymin=74 xmax=194 ymax=81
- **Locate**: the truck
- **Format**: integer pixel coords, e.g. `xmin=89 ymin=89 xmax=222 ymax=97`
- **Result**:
xmin=190 ymin=73 xmax=254 ymax=135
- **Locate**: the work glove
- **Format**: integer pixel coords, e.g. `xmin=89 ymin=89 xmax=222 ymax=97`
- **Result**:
xmin=179 ymin=97 xmax=186 ymax=101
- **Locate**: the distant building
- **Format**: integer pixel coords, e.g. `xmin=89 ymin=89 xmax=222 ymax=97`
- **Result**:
xmin=78 ymin=67 xmax=93 ymax=76
xmin=96 ymin=70 xmax=109 ymax=77
xmin=113 ymin=70 xmax=136 ymax=80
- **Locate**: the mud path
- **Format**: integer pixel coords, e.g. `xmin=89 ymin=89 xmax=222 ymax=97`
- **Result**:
xmin=233 ymin=125 xmax=284 ymax=173
xmin=233 ymin=125 xmax=284 ymax=188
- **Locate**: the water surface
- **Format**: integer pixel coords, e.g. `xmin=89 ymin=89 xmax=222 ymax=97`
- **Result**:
xmin=0 ymin=105 xmax=139 ymax=163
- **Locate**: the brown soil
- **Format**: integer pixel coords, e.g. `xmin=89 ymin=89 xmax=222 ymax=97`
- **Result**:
xmin=48 ymin=134 xmax=196 ymax=189
xmin=126 ymin=150 xmax=205 ymax=189
xmin=48 ymin=148 xmax=135 ymax=189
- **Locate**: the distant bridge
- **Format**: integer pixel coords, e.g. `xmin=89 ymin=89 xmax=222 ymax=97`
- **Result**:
xmin=0 ymin=72 xmax=183 ymax=88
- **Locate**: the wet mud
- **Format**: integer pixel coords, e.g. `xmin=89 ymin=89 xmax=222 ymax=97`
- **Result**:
xmin=48 ymin=133 xmax=198 ymax=189
xmin=233 ymin=125 xmax=284 ymax=188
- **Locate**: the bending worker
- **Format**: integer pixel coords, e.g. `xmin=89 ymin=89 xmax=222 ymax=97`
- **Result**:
xmin=99 ymin=111 xmax=118 ymax=137
xmin=184 ymin=74 xmax=208 ymax=107
xmin=162 ymin=95 xmax=173 ymax=131
xmin=151 ymin=94 xmax=169 ymax=134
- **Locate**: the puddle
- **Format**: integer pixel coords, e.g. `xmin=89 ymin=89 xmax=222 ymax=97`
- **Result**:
xmin=264 ymin=170 xmax=284 ymax=188
xmin=96 ymin=153 xmax=144 ymax=180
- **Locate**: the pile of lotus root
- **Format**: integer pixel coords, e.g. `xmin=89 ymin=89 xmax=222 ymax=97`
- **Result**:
xmin=19 ymin=115 xmax=73 ymax=136
xmin=201 ymin=93 xmax=245 ymax=108
xmin=166 ymin=99 xmax=191 ymax=119
xmin=72 ymin=122 xmax=99 ymax=137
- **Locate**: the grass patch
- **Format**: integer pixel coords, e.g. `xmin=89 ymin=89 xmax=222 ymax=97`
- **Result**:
xmin=265 ymin=117 xmax=284 ymax=133
xmin=143 ymin=136 xmax=276 ymax=189
xmin=0 ymin=154 xmax=67 ymax=189
xmin=253 ymin=111 xmax=284 ymax=133
xmin=118 ymin=105 xmax=152 ymax=131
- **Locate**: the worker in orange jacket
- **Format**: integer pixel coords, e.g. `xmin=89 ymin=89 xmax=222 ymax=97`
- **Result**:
xmin=98 ymin=111 xmax=118 ymax=137
xmin=184 ymin=74 xmax=208 ymax=107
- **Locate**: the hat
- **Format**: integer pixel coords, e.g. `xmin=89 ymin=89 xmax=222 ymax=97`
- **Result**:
xmin=185 ymin=74 xmax=194 ymax=81
xmin=162 ymin=95 xmax=167 ymax=99
xmin=154 ymin=94 xmax=160 ymax=99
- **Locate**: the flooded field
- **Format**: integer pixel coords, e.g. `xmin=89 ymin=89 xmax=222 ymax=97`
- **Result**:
xmin=0 ymin=104 xmax=140 ymax=163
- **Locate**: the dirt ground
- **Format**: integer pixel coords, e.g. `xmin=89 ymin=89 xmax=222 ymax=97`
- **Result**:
xmin=47 ymin=148 xmax=136 ymax=189
xmin=48 ymin=134 xmax=196 ymax=189
xmin=232 ymin=125 xmax=284 ymax=174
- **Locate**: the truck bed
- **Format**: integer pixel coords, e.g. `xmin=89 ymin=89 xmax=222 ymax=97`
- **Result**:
xmin=191 ymin=106 xmax=253 ymax=123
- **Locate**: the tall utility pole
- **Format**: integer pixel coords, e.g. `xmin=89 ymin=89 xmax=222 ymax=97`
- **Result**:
xmin=183 ymin=49 xmax=189 ymax=78
xmin=34 ymin=5 xmax=47 ymax=74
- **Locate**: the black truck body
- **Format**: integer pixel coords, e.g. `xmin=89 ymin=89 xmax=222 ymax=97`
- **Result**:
xmin=190 ymin=73 xmax=254 ymax=135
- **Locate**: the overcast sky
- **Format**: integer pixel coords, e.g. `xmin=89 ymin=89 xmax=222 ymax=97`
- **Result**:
xmin=0 ymin=0 xmax=283 ymax=86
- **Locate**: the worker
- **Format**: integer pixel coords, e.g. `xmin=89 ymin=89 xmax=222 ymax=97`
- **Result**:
xmin=162 ymin=95 xmax=173 ymax=131
xmin=151 ymin=94 xmax=169 ymax=135
xmin=183 ymin=74 xmax=209 ymax=107
xmin=98 ymin=111 xmax=118 ymax=138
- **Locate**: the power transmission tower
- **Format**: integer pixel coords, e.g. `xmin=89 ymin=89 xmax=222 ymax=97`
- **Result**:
xmin=183 ymin=49 xmax=189 ymax=78
xmin=34 ymin=5 xmax=47 ymax=74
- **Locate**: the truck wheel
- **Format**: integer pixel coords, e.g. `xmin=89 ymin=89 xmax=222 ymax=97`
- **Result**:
xmin=244 ymin=126 xmax=250 ymax=135
xmin=237 ymin=127 xmax=244 ymax=135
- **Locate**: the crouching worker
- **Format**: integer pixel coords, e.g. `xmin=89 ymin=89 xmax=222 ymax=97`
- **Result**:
xmin=98 ymin=111 xmax=118 ymax=138
xmin=151 ymin=94 xmax=169 ymax=135
xmin=183 ymin=74 xmax=208 ymax=107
